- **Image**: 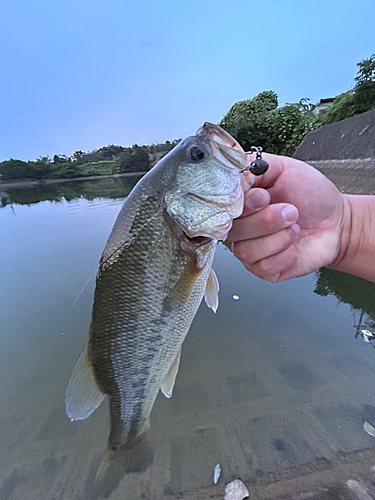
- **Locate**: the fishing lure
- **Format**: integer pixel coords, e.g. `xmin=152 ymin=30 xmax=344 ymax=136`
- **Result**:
xmin=242 ymin=146 xmax=269 ymax=176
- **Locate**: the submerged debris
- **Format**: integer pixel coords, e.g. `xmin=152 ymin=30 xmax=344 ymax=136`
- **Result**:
xmin=361 ymin=329 xmax=375 ymax=342
xmin=214 ymin=463 xmax=221 ymax=484
xmin=346 ymin=479 xmax=373 ymax=500
xmin=224 ymin=479 xmax=249 ymax=500
xmin=363 ymin=404 xmax=375 ymax=437
xmin=364 ymin=421 xmax=375 ymax=438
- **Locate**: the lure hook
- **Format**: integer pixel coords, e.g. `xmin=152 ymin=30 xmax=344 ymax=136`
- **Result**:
xmin=241 ymin=146 xmax=269 ymax=176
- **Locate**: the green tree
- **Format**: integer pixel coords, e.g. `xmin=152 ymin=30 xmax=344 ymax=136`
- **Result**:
xmin=318 ymin=91 xmax=355 ymax=125
xmin=353 ymin=80 xmax=375 ymax=114
xmin=95 ymin=145 xmax=124 ymax=160
xmin=220 ymin=91 xmax=278 ymax=151
xmin=117 ymin=148 xmax=134 ymax=172
xmin=117 ymin=146 xmax=149 ymax=173
xmin=267 ymin=99 xmax=317 ymax=156
xmin=320 ymin=54 xmax=375 ymax=125
xmin=355 ymin=54 xmax=375 ymax=83
xmin=131 ymin=145 xmax=149 ymax=171
xmin=220 ymin=92 xmax=316 ymax=155
xmin=0 ymin=159 xmax=29 ymax=179
xmin=73 ymin=150 xmax=85 ymax=163
xmin=30 ymin=159 xmax=52 ymax=179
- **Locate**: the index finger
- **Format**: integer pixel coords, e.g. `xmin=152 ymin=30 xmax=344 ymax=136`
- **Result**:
xmin=241 ymin=187 xmax=271 ymax=217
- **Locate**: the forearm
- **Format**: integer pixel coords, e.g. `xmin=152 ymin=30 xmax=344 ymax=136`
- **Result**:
xmin=329 ymin=195 xmax=375 ymax=282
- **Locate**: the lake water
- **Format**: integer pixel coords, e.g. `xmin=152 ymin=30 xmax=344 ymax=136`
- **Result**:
xmin=1 ymin=176 xmax=375 ymax=500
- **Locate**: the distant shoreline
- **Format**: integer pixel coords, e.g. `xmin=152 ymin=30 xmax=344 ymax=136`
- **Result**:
xmin=0 ymin=171 xmax=146 ymax=190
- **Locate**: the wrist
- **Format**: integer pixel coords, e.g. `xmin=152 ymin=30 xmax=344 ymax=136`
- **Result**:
xmin=329 ymin=194 xmax=375 ymax=282
xmin=328 ymin=194 xmax=352 ymax=271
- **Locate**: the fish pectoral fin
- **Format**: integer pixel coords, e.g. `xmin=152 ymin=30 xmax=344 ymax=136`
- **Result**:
xmin=204 ymin=268 xmax=219 ymax=313
xmin=65 ymin=344 xmax=106 ymax=421
xmin=160 ymin=349 xmax=181 ymax=398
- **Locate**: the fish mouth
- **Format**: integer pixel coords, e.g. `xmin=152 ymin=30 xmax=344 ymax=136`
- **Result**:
xmin=164 ymin=209 xmax=214 ymax=249
xmin=183 ymin=234 xmax=213 ymax=247
xmin=182 ymin=215 xmax=234 ymax=242
xmin=196 ymin=122 xmax=248 ymax=172
xmin=196 ymin=122 xmax=243 ymax=152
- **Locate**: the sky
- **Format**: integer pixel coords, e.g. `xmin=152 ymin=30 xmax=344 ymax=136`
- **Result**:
xmin=0 ymin=0 xmax=374 ymax=161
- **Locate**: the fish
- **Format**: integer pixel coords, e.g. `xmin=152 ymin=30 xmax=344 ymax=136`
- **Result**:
xmin=65 ymin=123 xmax=253 ymax=472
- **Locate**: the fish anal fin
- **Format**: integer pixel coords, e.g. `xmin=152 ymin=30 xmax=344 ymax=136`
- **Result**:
xmin=160 ymin=349 xmax=181 ymax=398
xmin=204 ymin=268 xmax=220 ymax=313
xmin=65 ymin=344 xmax=106 ymax=421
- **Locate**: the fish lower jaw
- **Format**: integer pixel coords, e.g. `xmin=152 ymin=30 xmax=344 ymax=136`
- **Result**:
xmin=181 ymin=232 xmax=214 ymax=249
xmin=184 ymin=220 xmax=233 ymax=242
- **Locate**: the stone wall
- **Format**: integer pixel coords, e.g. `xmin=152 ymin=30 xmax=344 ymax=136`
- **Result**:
xmin=308 ymin=158 xmax=375 ymax=195
xmin=294 ymin=108 xmax=375 ymax=161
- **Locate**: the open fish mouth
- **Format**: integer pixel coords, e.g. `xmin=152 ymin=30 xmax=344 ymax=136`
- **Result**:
xmin=163 ymin=208 xmax=215 ymax=248
xmin=180 ymin=186 xmax=244 ymax=241
xmin=182 ymin=216 xmax=234 ymax=242
xmin=183 ymin=233 xmax=213 ymax=247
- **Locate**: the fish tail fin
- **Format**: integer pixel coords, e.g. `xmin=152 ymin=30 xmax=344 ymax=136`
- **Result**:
xmin=110 ymin=430 xmax=154 ymax=474
xmin=92 ymin=432 xmax=154 ymax=496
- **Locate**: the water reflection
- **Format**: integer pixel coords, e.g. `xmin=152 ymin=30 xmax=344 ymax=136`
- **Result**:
xmin=0 ymin=175 xmax=143 ymax=207
xmin=315 ymin=267 xmax=375 ymax=343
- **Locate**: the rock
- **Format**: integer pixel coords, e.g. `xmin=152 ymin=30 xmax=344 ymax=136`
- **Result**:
xmin=224 ymin=479 xmax=249 ymax=500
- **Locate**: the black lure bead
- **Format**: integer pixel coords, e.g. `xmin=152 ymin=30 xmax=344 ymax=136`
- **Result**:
xmin=249 ymin=158 xmax=269 ymax=176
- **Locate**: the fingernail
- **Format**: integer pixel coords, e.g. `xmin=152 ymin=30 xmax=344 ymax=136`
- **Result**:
xmin=281 ymin=205 xmax=298 ymax=222
xmin=247 ymin=190 xmax=269 ymax=209
xmin=291 ymin=223 xmax=301 ymax=235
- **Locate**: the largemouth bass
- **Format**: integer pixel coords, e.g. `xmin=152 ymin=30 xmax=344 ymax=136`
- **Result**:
xmin=65 ymin=123 xmax=253 ymax=470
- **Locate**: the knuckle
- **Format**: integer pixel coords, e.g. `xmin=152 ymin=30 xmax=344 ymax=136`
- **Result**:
xmin=232 ymin=241 xmax=254 ymax=265
xmin=261 ymin=208 xmax=280 ymax=233
xmin=257 ymin=257 xmax=277 ymax=278
xmin=276 ymin=228 xmax=296 ymax=253
xmin=286 ymin=227 xmax=297 ymax=245
xmin=257 ymin=246 xmax=298 ymax=280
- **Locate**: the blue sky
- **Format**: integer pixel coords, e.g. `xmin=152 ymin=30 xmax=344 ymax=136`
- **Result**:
xmin=1 ymin=0 xmax=374 ymax=161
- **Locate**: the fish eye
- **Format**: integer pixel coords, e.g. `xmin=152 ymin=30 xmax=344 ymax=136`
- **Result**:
xmin=189 ymin=146 xmax=205 ymax=162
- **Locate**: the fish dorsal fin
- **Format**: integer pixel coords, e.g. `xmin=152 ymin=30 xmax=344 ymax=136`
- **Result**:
xmin=65 ymin=345 xmax=106 ymax=421
xmin=160 ymin=349 xmax=181 ymax=398
xmin=204 ymin=268 xmax=219 ymax=313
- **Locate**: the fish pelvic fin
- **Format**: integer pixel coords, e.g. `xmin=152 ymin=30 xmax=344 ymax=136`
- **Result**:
xmin=204 ymin=268 xmax=220 ymax=313
xmin=160 ymin=348 xmax=181 ymax=398
xmin=65 ymin=344 xmax=106 ymax=421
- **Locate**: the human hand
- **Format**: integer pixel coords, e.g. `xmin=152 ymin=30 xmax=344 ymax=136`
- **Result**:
xmin=227 ymin=153 xmax=346 ymax=282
